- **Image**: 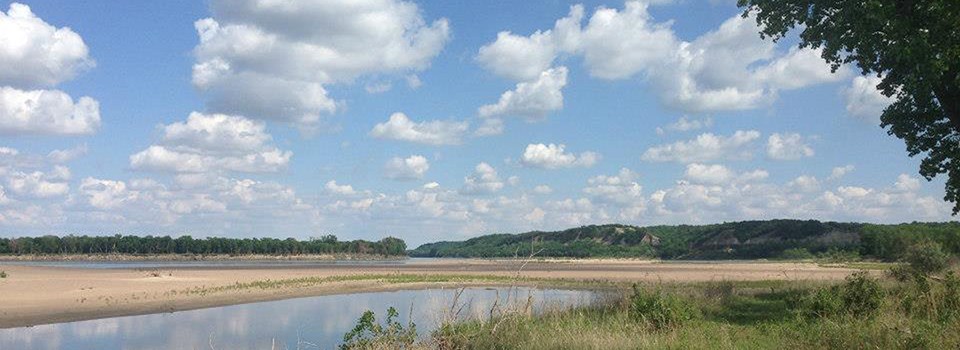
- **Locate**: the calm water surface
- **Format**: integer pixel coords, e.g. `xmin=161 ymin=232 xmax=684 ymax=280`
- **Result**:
xmin=0 ymin=287 xmax=598 ymax=349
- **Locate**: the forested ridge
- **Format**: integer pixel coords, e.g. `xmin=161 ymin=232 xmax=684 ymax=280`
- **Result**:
xmin=0 ymin=234 xmax=407 ymax=256
xmin=410 ymin=220 xmax=960 ymax=261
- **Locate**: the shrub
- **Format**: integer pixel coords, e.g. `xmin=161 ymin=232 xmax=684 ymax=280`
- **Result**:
xmin=779 ymin=248 xmax=814 ymax=260
xmin=0 ymin=270 xmax=5 ymax=278
xmin=797 ymin=271 xmax=883 ymax=319
xmin=629 ymin=284 xmax=698 ymax=330
xmin=840 ymin=271 xmax=884 ymax=317
xmin=891 ymin=241 xmax=951 ymax=282
xmin=341 ymin=307 xmax=417 ymax=349
xmin=796 ymin=286 xmax=844 ymax=318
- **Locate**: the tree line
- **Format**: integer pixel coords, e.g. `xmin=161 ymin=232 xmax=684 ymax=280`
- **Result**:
xmin=0 ymin=234 xmax=407 ymax=256
xmin=410 ymin=220 xmax=960 ymax=261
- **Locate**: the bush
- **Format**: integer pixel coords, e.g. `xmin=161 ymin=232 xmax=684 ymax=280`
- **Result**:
xmin=341 ymin=307 xmax=417 ymax=349
xmin=0 ymin=270 xmax=5 ymax=278
xmin=779 ymin=248 xmax=814 ymax=260
xmin=797 ymin=271 xmax=883 ymax=319
xmin=891 ymin=241 xmax=951 ymax=282
xmin=629 ymin=284 xmax=698 ymax=330
xmin=840 ymin=271 xmax=885 ymax=317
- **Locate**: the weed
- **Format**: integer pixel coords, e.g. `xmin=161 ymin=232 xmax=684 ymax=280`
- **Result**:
xmin=341 ymin=307 xmax=418 ymax=349
xmin=629 ymin=284 xmax=698 ymax=330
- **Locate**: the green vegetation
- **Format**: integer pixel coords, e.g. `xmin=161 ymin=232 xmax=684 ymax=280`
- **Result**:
xmin=336 ymin=241 xmax=960 ymax=349
xmin=0 ymin=234 xmax=406 ymax=256
xmin=0 ymin=270 xmax=6 ymax=278
xmin=430 ymin=271 xmax=959 ymax=349
xmin=410 ymin=220 xmax=960 ymax=260
xmin=341 ymin=307 xmax=418 ymax=350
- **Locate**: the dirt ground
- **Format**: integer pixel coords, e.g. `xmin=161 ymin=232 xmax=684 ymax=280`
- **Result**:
xmin=0 ymin=259 xmax=857 ymax=328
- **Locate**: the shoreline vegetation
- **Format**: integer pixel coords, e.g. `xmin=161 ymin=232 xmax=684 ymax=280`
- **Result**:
xmin=410 ymin=220 xmax=960 ymax=261
xmin=0 ymin=234 xmax=408 ymax=257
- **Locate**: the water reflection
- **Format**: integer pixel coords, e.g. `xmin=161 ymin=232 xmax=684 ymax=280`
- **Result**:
xmin=0 ymin=287 xmax=596 ymax=349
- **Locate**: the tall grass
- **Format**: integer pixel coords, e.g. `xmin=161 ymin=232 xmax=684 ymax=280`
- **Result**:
xmin=428 ymin=273 xmax=960 ymax=350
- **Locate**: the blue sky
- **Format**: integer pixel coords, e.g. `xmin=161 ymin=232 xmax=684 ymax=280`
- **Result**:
xmin=0 ymin=0 xmax=952 ymax=246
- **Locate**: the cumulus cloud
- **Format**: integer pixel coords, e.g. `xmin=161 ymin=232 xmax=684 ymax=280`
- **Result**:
xmin=641 ymin=130 xmax=760 ymax=163
xmin=656 ymin=116 xmax=713 ymax=135
xmin=0 ymin=4 xmax=100 ymax=136
xmin=828 ymin=165 xmax=855 ymax=181
xmin=325 ymin=180 xmax=357 ymax=196
xmin=461 ymin=162 xmax=504 ymax=195
xmin=478 ymin=66 xmax=568 ymax=121
xmin=583 ymin=168 xmax=644 ymax=206
xmin=532 ymin=185 xmax=553 ymax=194
xmin=475 ymin=1 xmax=843 ymax=114
xmin=520 ymin=143 xmax=599 ymax=169
xmin=3 ymin=168 xmax=69 ymax=198
xmin=766 ymin=133 xmax=814 ymax=160
xmin=384 ymin=155 xmax=429 ymax=180
xmin=192 ymin=0 xmax=450 ymax=127
xmin=130 ymin=112 xmax=291 ymax=173
xmin=0 ymin=3 xmax=93 ymax=88
xmin=844 ymin=75 xmax=895 ymax=122
xmin=476 ymin=30 xmax=557 ymax=81
xmin=0 ymin=84 xmax=100 ymax=136
xmin=370 ymin=112 xmax=469 ymax=145
xmin=47 ymin=144 xmax=88 ymax=163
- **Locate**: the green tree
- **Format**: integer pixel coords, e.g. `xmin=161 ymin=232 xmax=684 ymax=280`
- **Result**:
xmin=738 ymin=0 xmax=960 ymax=213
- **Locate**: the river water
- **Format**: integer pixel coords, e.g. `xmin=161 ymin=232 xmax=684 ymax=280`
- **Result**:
xmin=0 ymin=287 xmax=598 ymax=349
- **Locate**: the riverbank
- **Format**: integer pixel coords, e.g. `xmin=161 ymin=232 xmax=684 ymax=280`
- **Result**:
xmin=0 ymin=259 xmax=858 ymax=328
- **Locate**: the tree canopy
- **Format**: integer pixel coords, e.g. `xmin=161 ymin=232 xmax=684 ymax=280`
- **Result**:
xmin=737 ymin=0 xmax=960 ymax=213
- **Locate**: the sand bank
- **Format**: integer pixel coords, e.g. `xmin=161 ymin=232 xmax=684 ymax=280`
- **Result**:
xmin=0 ymin=259 xmax=857 ymax=328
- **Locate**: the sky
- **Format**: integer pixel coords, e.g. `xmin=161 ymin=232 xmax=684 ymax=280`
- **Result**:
xmin=0 ymin=0 xmax=954 ymax=246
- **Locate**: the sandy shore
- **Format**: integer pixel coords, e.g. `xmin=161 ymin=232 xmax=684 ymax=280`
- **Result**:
xmin=0 ymin=259 xmax=857 ymax=328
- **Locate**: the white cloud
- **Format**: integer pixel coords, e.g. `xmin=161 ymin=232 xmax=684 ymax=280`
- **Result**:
xmin=370 ymin=112 xmax=469 ymax=146
xmin=788 ymin=175 xmax=821 ymax=192
xmin=656 ymin=116 xmax=713 ymax=135
xmin=828 ymin=165 xmax=855 ymax=181
xmin=47 ymin=144 xmax=88 ymax=163
xmin=325 ymin=180 xmax=357 ymax=196
xmin=642 ymin=130 xmax=760 ymax=163
xmin=384 ymin=155 xmax=429 ymax=180
xmin=766 ymin=133 xmax=814 ymax=160
xmin=0 ymin=87 xmax=100 ymax=135
xmin=573 ymin=1 xmax=678 ymax=80
xmin=684 ymin=163 xmax=768 ymax=185
xmin=461 ymin=162 xmax=504 ymax=195
xmin=193 ymin=0 xmax=450 ymax=127
xmin=478 ymin=66 xmax=568 ymax=121
xmin=475 ymin=2 xmax=844 ymax=114
xmin=474 ymin=118 xmax=504 ymax=136
xmin=583 ymin=168 xmax=644 ymax=207
xmin=683 ymin=163 xmax=734 ymax=185
xmin=532 ymin=185 xmax=553 ymax=194
xmin=4 ymin=169 xmax=69 ymax=198
xmin=844 ymin=75 xmax=895 ymax=121
xmin=520 ymin=143 xmax=599 ymax=169
xmin=477 ymin=30 xmax=556 ymax=81
xmin=0 ymin=3 xmax=93 ymax=88
xmin=130 ymin=112 xmax=291 ymax=173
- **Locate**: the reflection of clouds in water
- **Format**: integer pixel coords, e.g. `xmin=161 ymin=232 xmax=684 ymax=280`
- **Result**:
xmin=1 ymin=287 xmax=595 ymax=349
xmin=0 ymin=323 xmax=62 ymax=350
xmin=70 ymin=317 xmax=119 ymax=339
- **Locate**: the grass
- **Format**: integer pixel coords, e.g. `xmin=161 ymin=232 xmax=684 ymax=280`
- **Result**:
xmin=169 ymin=273 xmax=619 ymax=297
xmin=427 ymin=275 xmax=960 ymax=350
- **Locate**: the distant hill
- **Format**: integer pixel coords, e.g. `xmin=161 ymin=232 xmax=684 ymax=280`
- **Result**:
xmin=410 ymin=220 xmax=960 ymax=260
